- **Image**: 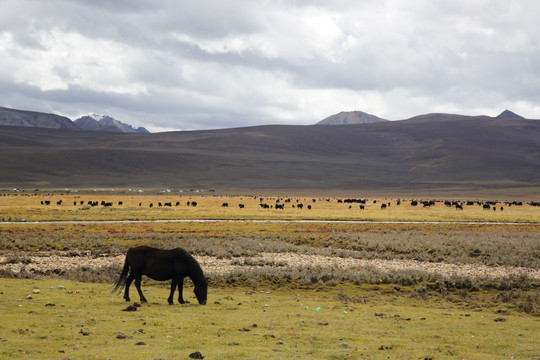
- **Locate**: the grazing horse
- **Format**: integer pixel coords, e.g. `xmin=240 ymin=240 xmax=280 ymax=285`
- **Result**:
xmin=113 ymin=246 xmax=207 ymax=305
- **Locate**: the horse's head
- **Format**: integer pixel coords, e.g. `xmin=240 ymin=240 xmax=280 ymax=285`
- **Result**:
xmin=194 ymin=277 xmax=208 ymax=305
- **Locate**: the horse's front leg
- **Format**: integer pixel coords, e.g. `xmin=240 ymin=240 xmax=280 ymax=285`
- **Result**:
xmin=177 ymin=277 xmax=189 ymax=304
xmin=134 ymin=274 xmax=148 ymax=303
xmin=124 ymin=272 xmax=135 ymax=302
xmin=168 ymin=278 xmax=177 ymax=305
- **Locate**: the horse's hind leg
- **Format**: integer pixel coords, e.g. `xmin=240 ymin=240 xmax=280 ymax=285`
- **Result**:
xmin=124 ymin=272 xmax=135 ymax=302
xmin=134 ymin=275 xmax=148 ymax=303
xmin=168 ymin=279 xmax=177 ymax=305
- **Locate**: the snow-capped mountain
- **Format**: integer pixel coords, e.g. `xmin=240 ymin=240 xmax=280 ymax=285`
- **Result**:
xmin=74 ymin=114 xmax=149 ymax=133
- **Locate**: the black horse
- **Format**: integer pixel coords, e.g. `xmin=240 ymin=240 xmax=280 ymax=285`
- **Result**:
xmin=113 ymin=246 xmax=207 ymax=305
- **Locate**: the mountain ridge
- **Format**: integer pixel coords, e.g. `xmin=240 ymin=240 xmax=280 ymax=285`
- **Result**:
xmin=0 ymin=106 xmax=78 ymax=130
xmin=0 ymin=106 xmax=148 ymax=133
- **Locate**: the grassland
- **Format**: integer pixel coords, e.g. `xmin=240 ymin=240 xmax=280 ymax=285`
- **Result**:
xmin=0 ymin=192 xmax=539 ymax=359
xmin=1 ymin=279 xmax=539 ymax=360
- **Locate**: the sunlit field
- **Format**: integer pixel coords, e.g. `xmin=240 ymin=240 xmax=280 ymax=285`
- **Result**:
xmin=1 ymin=278 xmax=539 ymax=360
xmin=0 ymin=190 xmax=539 ymax=359
xmin=1 ymin=191 xmax=539 ymax=223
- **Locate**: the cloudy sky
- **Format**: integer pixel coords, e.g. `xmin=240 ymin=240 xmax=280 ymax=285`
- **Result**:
xmin=1 ymin=1 xmax=539 ymax=131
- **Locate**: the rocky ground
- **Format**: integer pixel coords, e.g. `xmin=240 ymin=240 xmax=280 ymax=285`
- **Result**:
xmin=1 ymin=251 xmax=538 ymax=281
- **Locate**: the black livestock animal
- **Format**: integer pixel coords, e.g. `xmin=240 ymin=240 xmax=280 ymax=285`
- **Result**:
xmin=113 ymin=246 xmax=208 ymax=305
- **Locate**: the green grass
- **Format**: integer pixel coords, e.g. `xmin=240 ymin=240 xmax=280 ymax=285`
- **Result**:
xmin=0 ymin=278 xmax=538 ymax=359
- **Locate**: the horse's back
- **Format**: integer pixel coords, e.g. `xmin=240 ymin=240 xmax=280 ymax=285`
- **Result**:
xmin=128 ymin=246 xmax=189 ymax=257
xmin=126 ymin=246 xmax=192 ymax=280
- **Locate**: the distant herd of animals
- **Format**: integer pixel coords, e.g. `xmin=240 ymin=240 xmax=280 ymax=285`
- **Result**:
xmin=38 ymin=197 xmax=540 ymax=211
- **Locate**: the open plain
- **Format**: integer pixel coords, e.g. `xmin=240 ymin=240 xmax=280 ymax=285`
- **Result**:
xmin=0 ymin=191 xmax=539 ymax=359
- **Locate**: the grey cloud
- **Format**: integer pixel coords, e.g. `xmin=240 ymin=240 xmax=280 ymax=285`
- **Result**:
xmin=1 ymin=0 xmax=539 ymax=130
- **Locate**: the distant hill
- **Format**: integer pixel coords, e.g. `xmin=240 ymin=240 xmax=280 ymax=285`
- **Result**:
xmin=496 ymin=110 xmax=525 ymax=119
xmin=317 ymin=111 xmax=388 ymax=125
xmin=0 ymin=106 xmax=148 ymax=133
xmin=0 ymin=112 xmax=538 ymax=194
xmin=319 ymin=109 xmax=529 ymax=124
xmin=74 ymin=114 xmax=149 ymax=133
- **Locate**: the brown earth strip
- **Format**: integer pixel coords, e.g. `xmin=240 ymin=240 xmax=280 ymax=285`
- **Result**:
xmin=1 ymin=252 xmax=538 ymax=281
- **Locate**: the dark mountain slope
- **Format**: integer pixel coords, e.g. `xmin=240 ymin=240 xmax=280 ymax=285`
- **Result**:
xmin=0 ymin=116 xmax=538 ymax=190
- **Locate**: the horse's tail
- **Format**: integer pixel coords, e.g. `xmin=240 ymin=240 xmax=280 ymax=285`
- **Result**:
xmin=112 ymin=253 xmax=130 ymax=293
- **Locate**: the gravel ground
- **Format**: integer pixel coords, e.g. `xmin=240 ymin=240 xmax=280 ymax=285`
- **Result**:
xmin=1 ymin=252 xmax=538 ymax=281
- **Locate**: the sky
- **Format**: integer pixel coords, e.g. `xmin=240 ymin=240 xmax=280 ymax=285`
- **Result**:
xmin=1 ymin=1 xmax=539 ymax=132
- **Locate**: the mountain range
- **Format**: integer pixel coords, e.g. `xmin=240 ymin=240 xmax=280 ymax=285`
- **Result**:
xmin=0 ymin=108 xmax=538 ymax=195
xmin=0 ymin=106 xmax=148 ymax=133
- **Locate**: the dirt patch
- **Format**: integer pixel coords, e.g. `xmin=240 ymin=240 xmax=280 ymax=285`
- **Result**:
xmin=1 ymin=252 xmax=538 ymax=281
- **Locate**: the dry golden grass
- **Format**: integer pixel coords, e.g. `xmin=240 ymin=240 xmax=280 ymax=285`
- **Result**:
xmin=1 ymin=192 xmax=539 ymax=222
